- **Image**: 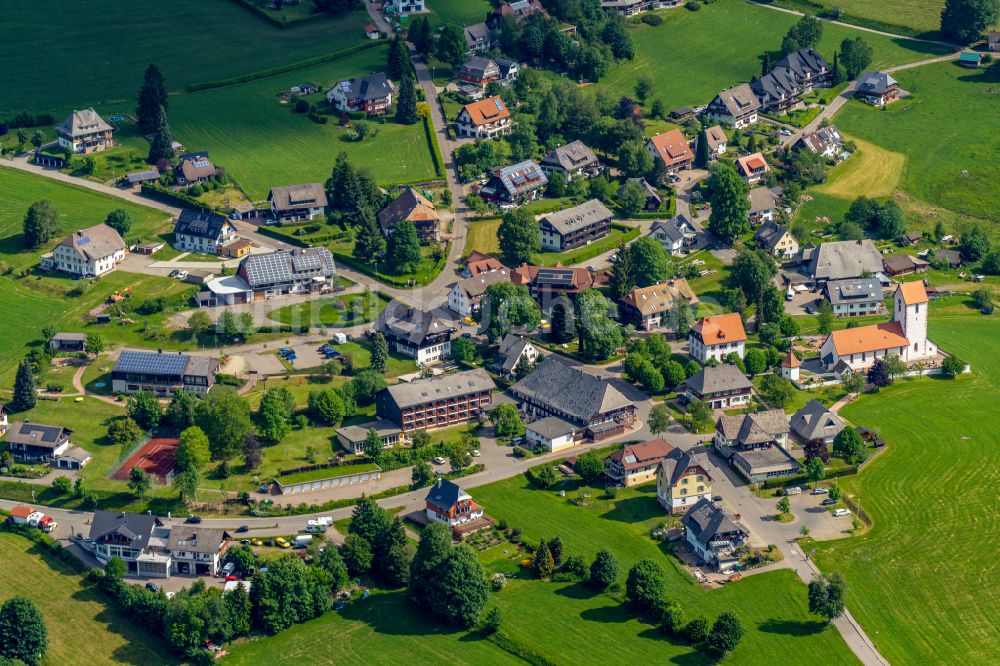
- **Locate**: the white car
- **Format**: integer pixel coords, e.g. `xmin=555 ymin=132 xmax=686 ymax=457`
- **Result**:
xmin=471 ymin=449 xmax=481 ymax=457
xmin=432 ymin=457 xmax=447 ymax=465
xmin=175 ymin=270 xmax=188 ymax=280
xmin=833 ymin=508 xmax=851 ymax=517
xmin=785 ymin=486 xmax=802 ymax=495
xmin=780 ymin=129 xmax=792 ymax=136
xmin=811 ymin=487 xmax=829 ymax=495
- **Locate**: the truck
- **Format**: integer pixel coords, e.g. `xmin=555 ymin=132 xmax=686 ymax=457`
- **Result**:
xmin=292 ymin=535 xmax=313 ymax=549
xmin=306 ymin=516 xmax=333 ymax=533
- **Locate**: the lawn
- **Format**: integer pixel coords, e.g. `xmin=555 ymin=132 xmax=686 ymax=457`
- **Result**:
xmin=167 ymin=46 xmax=439 ymax=200
xmin=0 ymin=531 xmax=177 ymax=666
xmin=813 ymin=136 xmax=905 ymax=200
xmin=0 ymin=1 xmax=371 ymax=115
xmin=767 ymin=0 xmax=959 ymax=36
xmin=464 ymin=218 xmax=501 ymax=256
xmin=267 ymin=291 xmax=391 ymax=327
xmin=813 ymin=316 xmax=1000 ymax=665
xmin=534 ymin=224 xmax=640 ymax=267
xmin=278 ymin=461 xmax=381 ymax=485
xmin=426 ymin=0 xmax=493 ymax=27
xmin=594 ymin=1 xmax=951 ymax=112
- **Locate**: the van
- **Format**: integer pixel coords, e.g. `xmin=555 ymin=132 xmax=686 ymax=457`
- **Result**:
xmin=293 ymin=535 xmax=313 ymax=549
xmin=306 ymin=522 xmax=328 ymax=533
xmin=222 ymin=562 xmax=236 ymax=577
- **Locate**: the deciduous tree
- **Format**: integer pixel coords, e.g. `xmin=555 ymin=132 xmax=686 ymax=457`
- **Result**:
xmin=0 ymin=596 xmax=47 ymax=666
xmin=22 ymin=200 xmax=58 ymax=249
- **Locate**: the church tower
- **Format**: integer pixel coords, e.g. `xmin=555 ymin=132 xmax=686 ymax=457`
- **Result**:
xmin=894 ymin=281 xmax=928 ymax=357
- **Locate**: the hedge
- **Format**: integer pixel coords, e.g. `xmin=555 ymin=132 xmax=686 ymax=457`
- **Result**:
xmin=187 ymin=41 xmax=383 ymax=92
xmin=140 ymin=183 xmax=216 ymax=212
xmin=423 ymin=116 xmax=445 ymax=177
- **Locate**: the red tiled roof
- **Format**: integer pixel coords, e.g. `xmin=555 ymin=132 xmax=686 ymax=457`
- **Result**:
xmin=692 ymin=313 xmax=747 ymax=346
xmin=648 ymin=129 xmax=693 ymax=167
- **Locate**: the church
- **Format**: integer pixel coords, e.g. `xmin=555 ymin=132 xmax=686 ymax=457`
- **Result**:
xmin=820 ymin=282 xmax=937 ymax=372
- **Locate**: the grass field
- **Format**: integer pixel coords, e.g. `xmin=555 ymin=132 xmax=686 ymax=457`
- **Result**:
xmin=166 ymin=46 xmax=438 ymax=200
xmin=0 ymin=1 xmax=370 ymax=115
xmin=464 ymin=218 xmax=501 ymax=256
xmin=814 ymin=316 xmax=1000 ymax=665
xmin=814 ymin=136 xmax=905 ymax=199
xmin=768 ymin=0 xmax=952 ymax=36
xmin=594 ymin=1 xmax=951 ymax=111
xmin=266 ymin=291 xmax=391 ymax=327
xmin=426 ymin=0 xmax=493 ymax=27
xmin=0 ymin=532 xmax=176 ymax=666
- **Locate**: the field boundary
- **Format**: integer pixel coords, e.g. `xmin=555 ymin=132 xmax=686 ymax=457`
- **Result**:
xmin=748 ymin=0 xmax=954 ymax=43
xmin=223 ymin=0 xmax=330 ymax=28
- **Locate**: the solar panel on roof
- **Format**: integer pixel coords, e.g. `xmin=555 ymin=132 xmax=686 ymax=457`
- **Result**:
xmin=115 ymin=350 xmax=189 ymax=375
xmin=192 ymin=160 xmax=210 ymax=168
xmin=494 ymin=98 xmax=503 ymax=111
xmin=77 ymin=236 xmax=91 ymax=245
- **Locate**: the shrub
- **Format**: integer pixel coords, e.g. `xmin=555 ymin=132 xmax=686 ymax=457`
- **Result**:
xmin=482 ymin=607 xmax=502 ymax=635
xmin=294 ymin=99 xmax=310 ymax=113
xmin=684 ymin=615 xmax=710 ymax=643
xmin=685 ymin=0 xmax=700 ymax=9
xmin=490 ymin=573 xmax=507 ymax=591
xmin=641 ymin=13 xmax=663 ymax=25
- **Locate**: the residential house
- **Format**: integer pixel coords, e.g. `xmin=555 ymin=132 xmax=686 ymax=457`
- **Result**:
xmin=88 ymin=511 xmax=171 ymax=578
xmin=618 ymin=280 xmax=698 ymax=331
xmin=736 ymin=152 xmax=770 ymax=184
xmin=40 ymin=224 xmax=126 ymax=278
xmin=681 ymin=499 xmax=749 ymax=572
xmin=463 ymin=250 xmax=505 ymax=277
xmin=799 ymin=125 xmax=844 ymax=158
xmin=883 ymin=254 xmax=929 ymax=277
xmin=479 ymin=160 xmax=547 ymax=204
xmin=327 ymin=73 xmax=394 ymax=115
xmin=487 ymin=0 xmax=549 ymax=28
xmin=510 ymin=358 xmax=636 ymax=440
xmin=456 ymin=96 xmax=512 ymax=139
xmin=754 ymin=220 xmax=798 ymax=258
xmin=605 ymin=439 xmax=675 ymax=487
xmin=459 ymin=56 xmax=500 ymax=88
xmin=775 ymin=48 xmax=831 ymax=90
xmin=650 ymin=215 xmax=694 ymax=255
xmin=683 ymin=364 xmax=752 ymax=409
xmin=375 ymin=302 xmax=456 ymax=365
xmin=173 ymin=210 xmax=236 ymax=254
xmin=375 ymin=369 xmax=496 ymax=432
xmin=657 ymin=449 xmax=712 ymax=515
xmin=932 ymin=249 xmax=963 ymax=268
xmin=748 ymin=188 xmax=781 ymax=226
xmin=268 ymin=183 xmax=328 ymax=223
xmin=112 ymin=350 xmax=219 ymax=396
xmin=540 ymin=140 xmax=602 ymax=182
xmin=448 ymin=269 xmax=510 ymax=318
xmin=706 ymin=84 xmax=760 ymax=128
xmin=989 ymin=31 xmax=1000 ymax=52
xmin=336 ymin=419 xmax=402 ymax=454
xmin=49 ymin=332 xmax=86 ymax=353
xmin=618 ymin=177 xmax=661 ymax=211
xmin=497 ymin=333 xmax=540 ymax=379
xmin=425 ymin=477 xmax=484 ymax=525
xmin=464 ymin=22 xmax=494 ymax=54
xmin=175 ymin=156 xmax=216 ymax=185
xmin=790 ymin=400 xmax=845 ymax=444
xmin=703 ymin=125 xmax=727 ymax=158
xmin=236 ymin=247 xmax=337 ymax=298
xmin=511 ymin=265 xmax=599 ymax=310
xmin=820 ymin=282 xmax=938 ymax=371
xmin=670 ymin=107 xmax=694 ymax=121
xmin=0 ymin=406 xmax=7 ymax=437
xmin=824 ymin=277 xmax=883 ymax=317
xmin=57 ymin=108 xmax=114 ymax=153
xmin=525 ymin=415 xmax=579 ymax=453
xmin=645 ymin=129 xmax=694 ymax=176
xmin=365 ymin=24 xmax=380 ymax=39
xmin=378 ymin=188 xmax=439 ymax=241
xmin=751 ymin=67 xmax=802 ymax=113
xmin=538 ymin=199 xmax=614 ymax=252
xmin=807 ymin=239 xmax=884 ymax=285
xmin=779 ymin=350 xmax=801 ymax=381
xmin=689 ymin=312 xmax=746 ymax=363
xmin=714 ymin=410 xmax=798 ymax=482
xmin=5 ymin=422 xmax=72 ymax=463
xmin=495 ymin=58 xmax=520 ymax=85
xmin=168 ymin=526 xmax=232 ymax=577
xmin=856 ymin=71 xmax=900 ymax=106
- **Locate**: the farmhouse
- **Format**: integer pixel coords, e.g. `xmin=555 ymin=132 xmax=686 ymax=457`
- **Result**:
xmin=510 ymin=358 xmax=636 ymax=439
xmin=736 ymin=152 xmax=770 ymax=184
xmin=605 ymin=439 xmax=675 ymax=487
xmin=715 ymin=410 xmax=799 ymax=482
xmin=327 ymin=73 xmax=394 ymax=115
xmin=378 ymin=188 xmax=439 ymax=241
xmin=883 ymin=254 xmax=929 ymax=277
xmin=448 ymin=268 xmax=510 ymax=318
xmin=703 ymin=125 xmax=727 ymax=158
xmin=538 ymin=199 xmax=614 ymax=252
xmin=459 ymin=56 xmax=500 ymax=88
xmin=681 ymin=499 xmax=749 ymax=573
xmin=933 ymin=249 xmax=963 ymax=268
xmin=375 ymin=368 xmax=496 ymax=432
xmin=336 ymin=419 xmax=402 ymax=454
xmin=650 ymin=215 xmax=694 ymax=255
xmin=824 ymin=277 xmax=884 ymax=317
xmin=820 ymin=282 xmax=938 ymax=371
xmin=479 ymin=160 xmax=547 ymax=203
xmin=656 ymin=449 xmax=712 ymax=515
xmin=853 ymin=70 xmax=901 ymax=107
xmin=748 ymin=188 xmax=781 ymax=225
xmin=525 ymin=415 xmax=579 ymax=453
xmin=40 ymin=224 xmax=125 ymax=278
xmin=496 ymin=333 xmax=541 ymax=379
xmin=618 ymin=280 xmax=698 ymax=331
xmin=175 ymin=156 xmax=216 ymax=185
xmin=645 ymin=129 xmax=694 ymax=176
xmin=456 ymin=96 xmax=512 ymax=139
xmin=683 ymin=364 xmax=752 ymax=409
xmin=237 ymin=247 xmax=337 ymax=298
xmin=540 ymin=140 xmax=602 ymax=182
xmin=463 ymin=250 xmax=505 ymax=277
xmin=808 ymin=239 xmax=884 ymax=284
xmin=89 ymin=511 xmax=171 ymax=578
xmin=57 ymin=108 xmax=114 ymax=153
xmin=268 ymin=183 xmax=328 ymax=223
xmin=168 ymin=526 xmax=232 ymax=577
xmin=511 ymin=265 xmax=599 ymax=310
xmin=619 ymin=177 xmax=661 ymax=212
xmin=754 ymin=220 xmax=798 ymax=258
xmin=173 ymin=210 xmax=236 ymax=254
xmin=5 ymin=422 xmax=72 ymax=463
xmin=112 ymin=349 xmax=219 ymax=396
xmin=790 ymin=400 xmax=846 ymax=444
xmin=799 ymin=125 xmax=845 ymax=158
xmin=689 ymin=312 xmax=746 ymax=363
xmin=706 ymin=84 xmax=760 ymax=128
xmin=375 ymin=302 xmax=456 ymax=365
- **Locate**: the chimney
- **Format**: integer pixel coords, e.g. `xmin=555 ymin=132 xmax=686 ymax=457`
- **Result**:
xmin=436 ymin=478 xmax=443 ymax=488
xmin=157 ymin=348 xmax=163 ymax=353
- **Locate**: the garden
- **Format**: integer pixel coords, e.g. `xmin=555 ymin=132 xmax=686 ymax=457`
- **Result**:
xmin=266 ymin=291 xmax=391 ymax=328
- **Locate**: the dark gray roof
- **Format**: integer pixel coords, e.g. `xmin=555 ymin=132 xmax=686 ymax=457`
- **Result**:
xmin=710 ymin=83 xmax=760 ymax=117
xmin=376 ymin=302 xmax=455 ymax=346
xmin=824 ymin=277 xmax=882 ymax=306
xmin=751 ymin=67 xmax=800 ymax=107
xmin=526 ymin=415 xmax=577 ymax=439
xmin=385 ymin=369 xmax=496 ymax=409
xmin=684 ymin=364 xmax=752 ymax=396
xmin=716 ymin=410 xmax=789 ymax=445
xmin=498 ymin=334 xmax=535 ymax=373
xmin=790 ymin=400 xmax=846 ymax=441
xmin=51 ymin=332 xmax=86 ymax=342
xmin=268 ymin=183 xmax=328 ymax=212
xmin=167 ymin=526 xmax=231 ymax=554
xmin=775 ymin=48 xmax=829 ymax=81
xmin=541 ymin=199 xmax=613 ymax=236
xmin=808 ymin=240 xmax=884 ymax=281
xmin=540 ymin=140 xmax=600 ymax=172
xmin=660 ymin=449 xmax=711 ymax=488
xmin=5 ymin=421 xmax=71 ymax=448
xmin=619 ymin=177 xmax=660 ymax=203
xmin=453 ymin=268 xmax=510 ymax=298
xmin=240 ymin=248 xmax=336 ymax=287
xmin=733 ymin=446 xmax=801 ymax=473
xmin=58 ymin=224 xmax=125 ymax=261
xmin=800 ymin=125 xmax=843 ymax=153
xmin=494 ymin=160 xmax=547 ymax=197
xmin=461 ymin=55 xmax=498 ymax=77
xmin=650 ymin=216 xmax=689 ymax=243
xmin=88 ymin=511 xmax=158 ymax=550
xmin=337 ymin=419 xmax=402 ymax=444
xmin=510 ymin=358 xmax=633 ymax=425
xmin=464 ymin=22 xmax=492 ymax=48
xmin=175 ymin=210 xmax=231 ymax=240
xmin=682 ymin=498 xmax=747 ymax=543
xmin=334 ymin=72 xmax=393 ymax=102
xmin=424 ymin=478 xmax=471 ymax=511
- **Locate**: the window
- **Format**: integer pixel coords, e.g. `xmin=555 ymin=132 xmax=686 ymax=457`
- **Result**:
xmin=681 ymin=477 xmax=688 ymax=484
xmin=680 ymin=488 xmax=687 ymax=495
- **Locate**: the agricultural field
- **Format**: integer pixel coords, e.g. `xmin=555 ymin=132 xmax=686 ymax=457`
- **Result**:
xmin=815 ymin=316 xmax=1000 ymax=665
xmin=813 ymin=137 xmax=905 ymax=200
xmin=167 ymin=46 xmax=438 ymax=200
xmin=0 ymin=532 xmax=176 ymax=666
xmin=595 ymin=1 xmax=951 ymax=111
xmin=0 ymin=1 xmax=371 ymax=115
xmin=425 ymin=0 xmax=493 ymax=27
xmin=768 ymin=0 xmax=953 ymax=36
xmin=267 ymin=291 xmax=392 ymax=327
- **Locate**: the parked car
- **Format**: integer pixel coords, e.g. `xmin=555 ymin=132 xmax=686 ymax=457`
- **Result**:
xmin=433 ymin=456 xmax=447 ymax=465
xmin=251 ymin=539 xmax=263 ymax=546
xmin=276 ymin=537 xmax=291 ymax=549
xmin=586 ymin=265 xmax=597 ymax=272
xmin=168 ymin=269 xmax=179 ymax=278
xmin=222 ymin=562 xmax=236 ymax=577
xmin=264 ymin=539 xmax=276 ymax=547
xmin=712 ymin=495 xmax=723 ymax=502
xmin=185 ymin=515 xmax=202 ymax=524
xmin=811 ymin=487 xmax=829 ymax=495
xmin=833 ymin=508 xmax=851 ymax=517
xmin=780 ymin=129 xmax=792 ymax=136
xmin=278 ymin=348 xmax=292 ymax=357
xmin=145 ymin=582 xmax=159 ymax=593
xmin=460 ymin=332 xmax=472 ymax=339
xmin=821 ymin=498 xmax=838 ymax=506
xmin=175 ymin=271 xmax=188 ymax=280
xmin=236 ymin=525 xmax=249 ymax=533
xmin=471 ymin=449 xmax=481 ymax=457
xmin=285 ymin=352 xmax=297 ymax=361
xmin=785 ymin=487 xmax=802 ymax=495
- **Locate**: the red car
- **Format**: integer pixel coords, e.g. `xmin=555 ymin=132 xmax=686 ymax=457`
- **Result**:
xmin=225 ymin=575 xmax=239 ymax=582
